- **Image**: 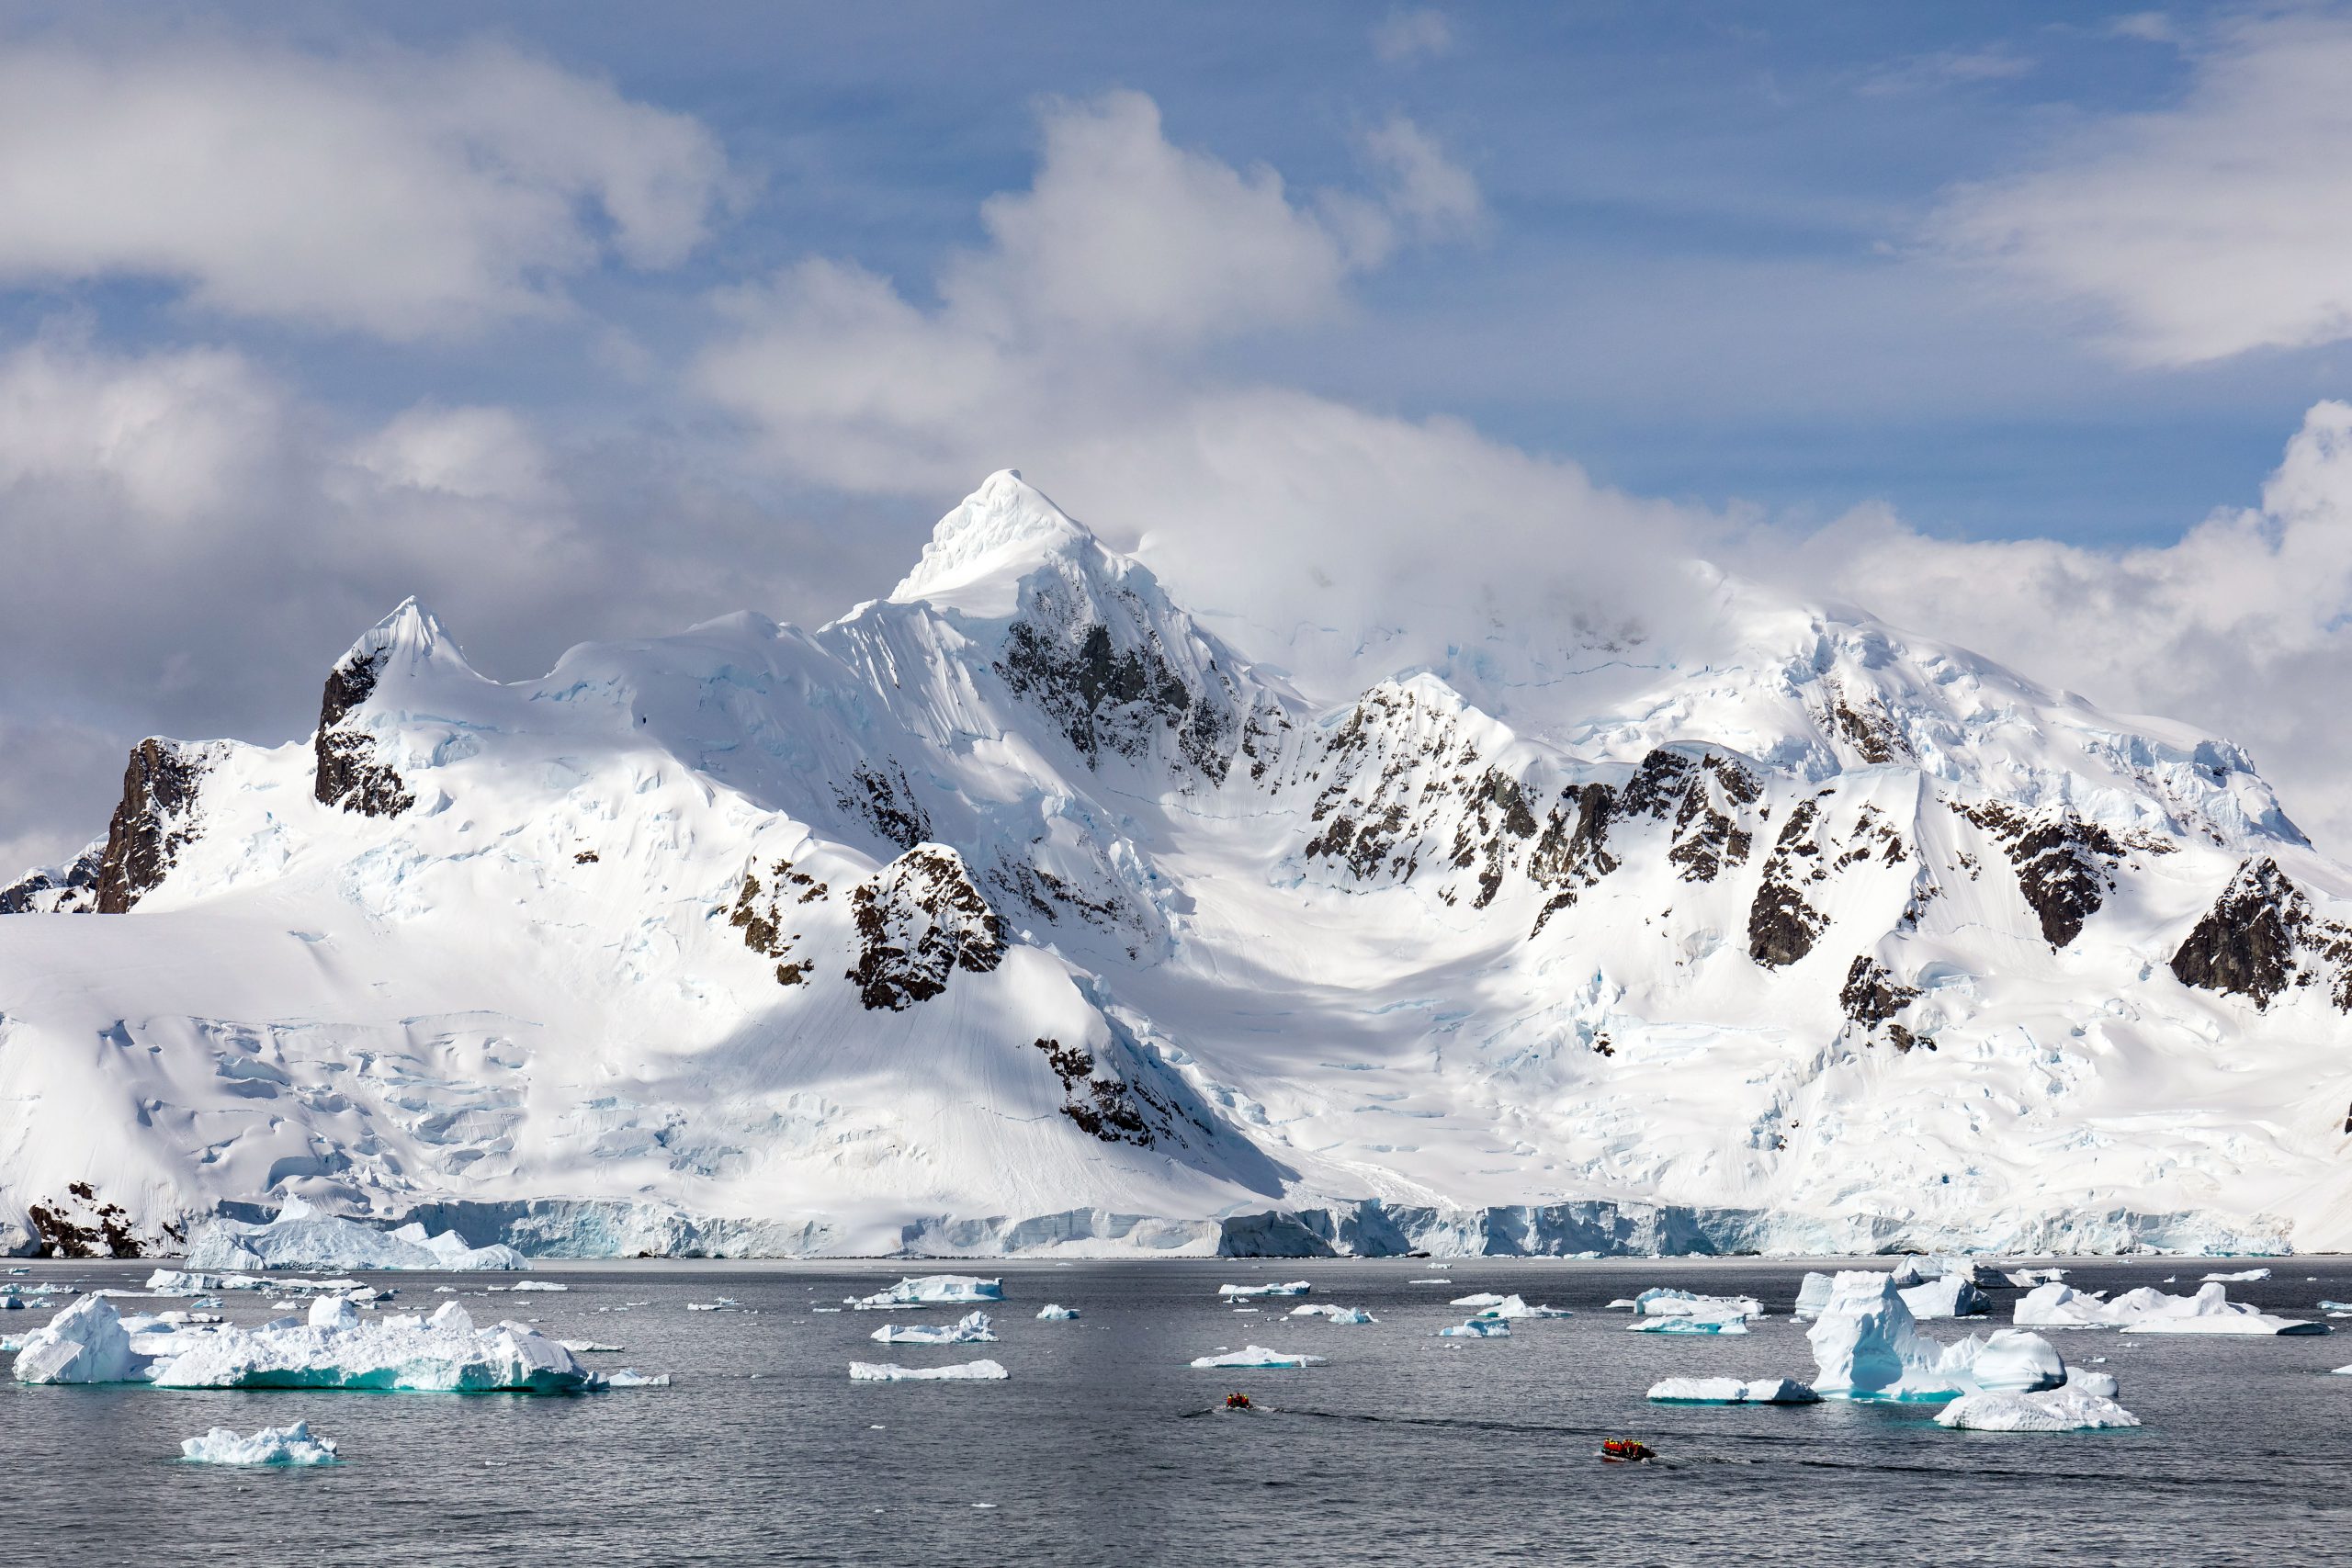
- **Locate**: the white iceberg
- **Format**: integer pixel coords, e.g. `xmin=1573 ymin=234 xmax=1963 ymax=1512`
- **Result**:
xmin=1438 ymin=1318 xmax=1510 ymax=1338
xmin=1805 ymin=1271 xmax=1958 ymax=1400
xmin=508 ymin=1280 xmax=567 ymax=1293
xmin=10 ymin=1294 xmax=147 ymax=1384
xmin=602 ymin=1369 xmax=671 ymax=1388
xmin=1188 ymin=1345 xmax=1327 ymax=1368
xmin=1449 ymin=1292 xmax=1508 ymax=1307
xmin=180 ymin=1422 xmax=339 ymax=1465
xmin=847 ymin=1275 xmax=1003 ymax=1309
xmin=1469 ymin=1294 xmax=1571 ymax=1320
xmin=1632 ymin=1315 xmax=1748 ymax=1336
xmin=2019 ymin=1280 xmax=2324 ymax=1335
xmin=2201 ymin=1268 xmax=2273 ymax=1282
xmin=144 ymin=1270 xmax=268 ymax=1294
xmin=1900 ymin=1275 xmax=1992 ymax=1320
xmin=849 ymin=1359 xmax=1009 ymax=1381
xmin=1217 ymin=1281 xmax=1311 ymax=1299
xmin=2003 ymin=1267 xmax=2067 ymax=1288
xmin=2067 ymin=1369 xmax=2121 ymax=1398
xmin=1634 ymin=1288 xmax=1762 ymax=1319
xmin=560 ymin=1340 xmax=624 ymax=1353
xmin=1035 ymin=1304 xmax=1080 ymax=1321
xmin=1794 ymin=1273 xmax=1835 ymax=1319
xmin=1647 ymin=1376 xmax=1819 ymax=1404
xmin=180 ymin=1201 xmax=526 ymax=1272
xmin=1289 ymin=1304 xmax=1377 ymax=1325
xmin=870 ymin=1311 xmax=997 ymax=1345
xmin=1936 ymin=1388 xmax=2141 ymax=1432
xmin=1937 ymin=1329 xmax=2066 ymax=1393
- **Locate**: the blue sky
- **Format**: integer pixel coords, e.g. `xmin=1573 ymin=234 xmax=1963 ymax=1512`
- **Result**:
xmin=11 ymin=1 xmax=2352 ymax=860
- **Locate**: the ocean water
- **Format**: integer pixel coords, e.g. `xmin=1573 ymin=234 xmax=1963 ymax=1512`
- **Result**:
xmin=4 ymin=1256 xmax=2348 ymax=1567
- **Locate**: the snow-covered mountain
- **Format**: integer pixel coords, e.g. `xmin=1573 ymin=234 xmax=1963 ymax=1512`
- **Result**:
xmin=6 ymin=470 xmax=2349 ymax=1259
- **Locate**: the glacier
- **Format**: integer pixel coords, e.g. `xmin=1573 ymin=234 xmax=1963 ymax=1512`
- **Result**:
xmin=5 ymin=468 xmax=2351 ymax=1260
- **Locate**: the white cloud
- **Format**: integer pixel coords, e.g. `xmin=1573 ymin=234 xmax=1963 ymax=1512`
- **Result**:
xmin=1928 ymin=12 xmax=2352 ymax=365
xmin=1858 ymin=46 xmax=2035 ymax=96
xmin=1373 ymin=8 xmax=1455 ymax=65
xmin=2109 ymin=12 xmax=2181 ymax=45
xmin=1811 ymin=399 xmax=2352 ymax=850
xmin=0 ymin=38 xmax=729 ymax=339
xmin=1361 ymin=117 xmax=1485 ymax=240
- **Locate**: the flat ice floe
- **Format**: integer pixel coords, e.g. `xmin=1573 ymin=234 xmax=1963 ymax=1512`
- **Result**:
xmin=12 ymin=1294 xmax=606 ymax=1393
xmin=1217 ymin=1282 xmax=1310 ymax=1299
xmin=1631 ymin=1315 xmax=1748 ymax=1335
xmin=849 ymin=1359 xmax=1009 ymax=1381
xmin=1035 ymin=1304 xmax=1080 ymax=1320
xmin=180 ymin=1422 xmax=339 ymax=1465
xmin=1189 ymin=1346 xmax=1327 ymax=1369
xmin=1633 ymin=1288 xmax=1762 ymax=1319
xmin=2201 ymin=1268 xmax=2273 ymax=1282
xmin=1438 ymin=1318 xmax=1510 ymax=1338
xmin=847 ymin=1275 xmax=1003 ymax=1309
xmin=1467 ymin=1295 xmax=1569 ymax=1320
xmin=870 ymin=1311 xmax=996 ymax=1345
xmin=1290 ymin=1304 xmax=1375 ymax=1324
xmin=181 ymin=1201 xmax=525 ymax=1272
xmin=1647 ymin=1377 xmax=1818 ymax=1404
xmin=1936 ymin=1389 xmax=2141 ymax=1432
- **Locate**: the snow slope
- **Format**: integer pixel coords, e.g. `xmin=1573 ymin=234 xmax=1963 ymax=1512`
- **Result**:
xmin=6 ymin=469 xmax=2350 ymax=1258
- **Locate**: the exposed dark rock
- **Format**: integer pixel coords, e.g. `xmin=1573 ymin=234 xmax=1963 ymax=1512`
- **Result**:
xmin=997 ymin=577 xmax=1240 ymax=781
xmin=730 ymin=859 xmax=819 ymax=987
xmin=1826 ymin=685 xmax=1909 ymax=764
xmin=1032 ymin=1035 xmax=1156 ymax=1145
xmin=835 ymin=761 xmax=932 ymax=852
xmin=1529 ymin=784 xmax=1619 ymax=934
xmin=312 ymin=648 xmax=413 ymax=817
xmin=1747 ymin=795 xmax=1828 ymax=966
xmin=2169 ymin=857 xmax=2352 ymax=1010
xmin=847 ymin=846 xmax=1005 ymax=1010
xmin=573 ymin=850 xmax=600 ymax=864
xmin=1449 ymin=769 xmax=1540 ymax=908
xmin=25 ymin=1181 xmax=163 ymax=1258
xmin=1668 ymin=754 xmax=1760 ymax=884
xmin=95 ymin=739 xmax=209 ymax=913
xmin=1840 ymin=955 xmax=1918 ymax=1026
xmin=1 ymin=844 xmax=102 ymax=914
xmin=1955 ymin=801 xmax=2133 ymax=949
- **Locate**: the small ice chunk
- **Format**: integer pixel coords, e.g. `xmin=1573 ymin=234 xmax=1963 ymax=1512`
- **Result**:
xmin=308 ymin=1296 xmax=359 ymax=1331
xmin=1634 ymin=1288 xmax=1762 ymax=1320
xmin=1216 ymin=1281 xmax=1311 ymax=1299
xmin=1290 ymin=1304 xmax=1375 ymax=1324
xmin=508 ymin=1281 xmax=567 ymax=1293
xmin=2200 ymin=1268 xmax=2273 ymax=1282
xmin=1898 ymin=1275 xmax=1991 ymax=1320
xmin=1631 ymin=1316 xmax=1748 ymax=1336
xmin=1409 ymin=1278 xmax=1453 ymax=1285
xmin=1438 ymin=1318 xmax=1510 ymax=1338
xmin=2066 ymin=1370 xmax=2121 ymax=1398
xmin=1647 ymin=1377 xmax=1818 ymax=1404
xmin=180 ymin=1422 xmax=338 ymax=1465
xmin=600 ymin=1369 xmax=670 ymax=1388
xmin=561 ymin=1341 xmax=625 ymax=1353
xmin=1470 ymin=1294 xmax=1570 ymax=1320
xmin=1035 ymin=1304 xmax=1080 ymax=1321
xmin=1188 ymin=1345 xmax=1327 ymax=1369
xmin=848 ymin=1359 xmax=1010 ymax=1381
xmin=1449 ymin=1293 xmax=1508 ymax=1307
xmin=1936 ymin=1389 xmax=2141 ymax=1431
xmin=870 ymin=1311 xmax=996 ymax=1345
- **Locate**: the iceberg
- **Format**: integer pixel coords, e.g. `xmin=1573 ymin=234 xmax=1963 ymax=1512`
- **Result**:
xmin=2003 ymin=1267 xmax=2067 ymax=1288
xmin=849 ymin=1359 xmax=1009 ymax=1381
xmin=560 ymin=1340 xmax=624 ymax=1353
xmin=1632 ymin=1315 xmax=1748 ymax=1335
xmin=1805 ymin=1271 xmax=1957 ymax=1400
xmin=1449 ymin=1292 xmax=1508 ymax=1307
xmin=847 ymin=1275 xmax=1003 ymax=1309
xmin=870 ymin=1311 xmax=997 ymax=1345
xmin=1647 ymin=1376 xmax=1819 ymax=1404
xmin=180 ymin=1201 xmax=526 ymax=1272
xmin=1634 ymin=1288 xmax=1762 ymax=1319
xmin=1217 ymin=1281 xmax=1311 ymax=1299
xmin=1900 ymin=1275 xmax=1992 ymax=1320
xmin=10 ymin=1294 xmax=147 ymax=1384
xmin=1935 ymin=1389 xmax=2141 ymax=1432
xmin=2201 ymin=1268 xmax=2273 ymax=1282
xmin=1188 ymin=1345 xmax=1327 ymax=1368
xmin=1437 ymin=1318 xmax=1510 ymax=1338
xmin=2019 ymin=1280 xmax=2324 ymax=1335
xmin=508 ymin=1281 xmax=567 ymax=1293
xmin=2067 ymin=1369 xmax=2121 ymax=1398
xmin=1794 ymin=1273 xmax=1834 ymax=1319
xmin=1936 ymin=1329 xmax=2066 ymax=1393
xmin=602 ymin=1369 xmax=671 ymax=1388
xmin=1468 ymin=1294 xmax=1570 ymax=1320
xmin=1035 ymin=1304 xmax=1080 ymax=1321
xmin=180 ymin=1422 xmax=339 ymax=1465
xmin=1290 ymin=1304 xmax=1375 ymax=1324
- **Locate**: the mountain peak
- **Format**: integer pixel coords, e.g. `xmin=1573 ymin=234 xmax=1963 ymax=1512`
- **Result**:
xmin=888 ymin=469 xmax=1097 ymax=618
xmin=336 ymin=596 xmax=478 ymax=683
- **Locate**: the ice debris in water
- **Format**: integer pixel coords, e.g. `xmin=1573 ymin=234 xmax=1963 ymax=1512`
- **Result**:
xmin=1290 ymin=1304 xmax=1375 ymax=1324
xmin=1634 ymin=1289 xmax=1761 ymax=1320
xmin=1189 ymin=1345 xmax=1327 ymax=1369
xmin=1470 ymin=1295 xmax=1570 ymax=1320
xmin=1631 ymin=1315 xmax=1748 ymax=1336
xmin=560 ymin=1340 xmax=624 ymax=1353
xmin=602 ymin=1369 xmax=671 ymax=1388
xmin=12 ymin=1293 xmax=611 ymax=1393
xmin=1216 ymin=1281 xmax=1310 ymax=1299
xmin=1035 ymin=1304 xmax=1080 ymax=1321
xmin=2201 ymin=1268 xmax=2273 ymax=1282
xmin=181 ymin=1200 xmax=526 ymax=1272
xmin=1647 ymin=1377 xmax=1819 ymax=1404
xmin=508 ymin=1281 xmax=567 ymax=1293
xmin=1450 ymin=1292 xmax=1508 ymax=1307
xmin=848 ymin=1276 xmax=1004 ymax=1309
xmin=1438 ymin=1318 xmax=1510 ymax=1338
xmin=848 ymin=1359 xmax=1009 ymax=1381
xmin=180 ymin=1422 xmax=339 ymax=1465
xmin=1936 ymin=1389 xmax=2141 ymax=1432
xmin=870 ymin=1311 xmax=997 ymax=1345
xmin=2018 ymin=1281 xmax=2325 ymax=1335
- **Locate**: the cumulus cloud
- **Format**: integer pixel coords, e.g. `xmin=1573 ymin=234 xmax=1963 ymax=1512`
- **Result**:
xmin=1373 ymin=8 xmax=1455 ymax=65
xmin=694 ymin=89 xmax=1702 ymax=707
xmin=1811 ymin=400 xmax=2352 ymax=850
xmin=1928 ymin=11 xmax=2352 ymax=365
xmin=0 ymin=38 xmax=729 ymax=338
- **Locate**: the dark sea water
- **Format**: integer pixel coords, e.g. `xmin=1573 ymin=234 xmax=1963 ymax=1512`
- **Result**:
xmin=3 ymin=1256 xmax=2348 ymax=1567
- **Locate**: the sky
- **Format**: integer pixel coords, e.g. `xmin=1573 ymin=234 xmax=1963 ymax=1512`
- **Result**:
xmin=10 ymin=0 xmax=2352 ymax=864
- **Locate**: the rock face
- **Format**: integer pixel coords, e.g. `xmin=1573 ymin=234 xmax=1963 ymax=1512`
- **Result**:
xmin=2172 ymin=858 xmax=2352 ymax=1011
xmin=312 ymin=647 xmax=414 ymax=817
xmin=846 ymin=846 xmax=1006 ymax=1010
xmin=95 ymin=739 xmax=209 ymax=913
xmin=0 ymin=844 xmax=101 ymax=913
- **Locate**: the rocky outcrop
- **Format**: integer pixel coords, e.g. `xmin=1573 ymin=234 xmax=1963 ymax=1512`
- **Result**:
xmin=2171 ymin=858 xmax=2352 ymax=1011
xmin=835 ymin=761 xmax=931 ymax=852
xmin=1033 ymin=1036 xmax=1155 ymax=1145
xmin=95 ymin=739 xmax=209 ymax=913
xmin=0 ymin=844 xmax=102 ymax=914
xmin=24 ymin=1180 xmax=174 ymax=1258
xmin=312 ymin=647 xmax=413 ymax=817
xmin=729 ymin=858 xmax=822 ymax=986
xmin=1953 ymin=802 xmax=2146 ymax=949
xmin=847 ymin=845 xmax=1006 ymax=1010
xmin=998 ymin=576 xmax=1243 ymax=782
xmin=1748 ymin=794 xmax=1829 ymax=966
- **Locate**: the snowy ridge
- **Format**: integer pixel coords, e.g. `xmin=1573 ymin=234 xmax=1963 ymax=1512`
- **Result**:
xmin=3 ymin=470 xmax=2350 ymax=1259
